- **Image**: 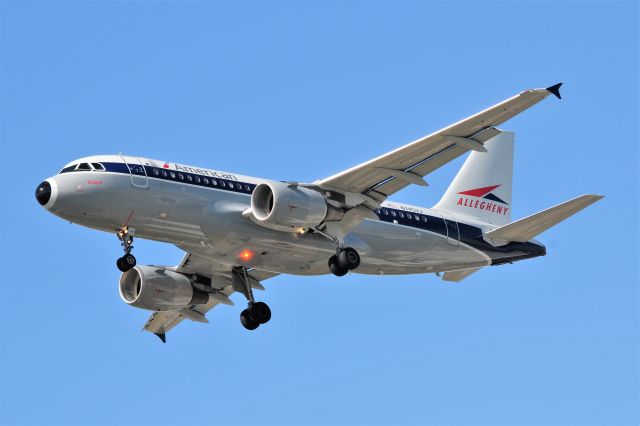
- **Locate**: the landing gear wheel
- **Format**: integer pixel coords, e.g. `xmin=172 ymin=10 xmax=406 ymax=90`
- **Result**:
xmin=116 ymin=255 xmax=135 ymax=272
xmin=240 ymin=308 xmax=260 ymax=330
xmin=338 ymin=247 xmax=360 ymax=270
xmin=123 ymin=253 xmax=136 ymax=269
xmin=251 ymin=301 xmax=271 ymax=324
xmin=116 ymin=254 xmax=136 ymax=272
xmin=116 ymin=257 xmax=127 ymax=272
xmin=329 ymin=255 xmax=349 ymax=277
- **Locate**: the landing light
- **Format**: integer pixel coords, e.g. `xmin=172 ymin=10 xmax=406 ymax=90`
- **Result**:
xmin=239 ymin=249 xmax=254 ymax=262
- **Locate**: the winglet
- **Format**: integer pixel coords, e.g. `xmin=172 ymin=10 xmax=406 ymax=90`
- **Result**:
xmin=546 ymin=82 xmax=563 ymax=99
xmin=154 ymin=333 xmax=167 ymax=343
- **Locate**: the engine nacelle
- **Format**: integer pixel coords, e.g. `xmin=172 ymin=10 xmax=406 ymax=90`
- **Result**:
xmin=250 ymin=181 xmax=328 ymax=231
xmin=119 ymin=266 xmax=208 ymax=312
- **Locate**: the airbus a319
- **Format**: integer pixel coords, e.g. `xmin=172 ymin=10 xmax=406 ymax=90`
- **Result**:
xmin=35 ymin=83 xmax=602 ymax=342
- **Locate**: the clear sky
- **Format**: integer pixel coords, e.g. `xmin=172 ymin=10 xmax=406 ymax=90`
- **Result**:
xmin=1 ymin=1 xmax=638 ymax=425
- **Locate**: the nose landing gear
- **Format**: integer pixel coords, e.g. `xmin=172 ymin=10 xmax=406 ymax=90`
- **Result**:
xmin=116 ymin=226 xmax=137 ymax=272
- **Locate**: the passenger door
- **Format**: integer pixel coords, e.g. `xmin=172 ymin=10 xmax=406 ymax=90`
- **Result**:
xmin=443 ymin=215 xmax=460 ymax=245
xmin=120 ymin=155 xmax=149 ymax=188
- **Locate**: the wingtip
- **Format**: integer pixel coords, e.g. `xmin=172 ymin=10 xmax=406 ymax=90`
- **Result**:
xmin=546 ymin=82 xmax=563 ymax=99
xmin=154 ymin=333 xmax=167 ymax=343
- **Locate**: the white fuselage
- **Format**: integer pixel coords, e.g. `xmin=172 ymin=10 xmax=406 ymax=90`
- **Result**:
xmin=37 ymin=155 xmax=544 ymax=276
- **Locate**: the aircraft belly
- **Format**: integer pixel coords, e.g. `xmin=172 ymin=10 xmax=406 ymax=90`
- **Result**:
xmin=196 ymin=214 xmax=489 ymax=276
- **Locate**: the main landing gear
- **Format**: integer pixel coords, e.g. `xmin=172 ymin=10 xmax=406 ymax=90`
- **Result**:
xmin=328 ymin=247 xmax=360 ymax=277
xmin=233 ymin=266 xmax=271 ymax=331
xmin=116 ymin=226 xmax=137 ymax=272
xmin=311 ymin=224 xmax=362 ymax=277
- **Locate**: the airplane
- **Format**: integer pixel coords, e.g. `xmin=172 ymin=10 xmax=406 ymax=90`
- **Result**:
xmin=35 ymin=83 xmax=603 ymax=342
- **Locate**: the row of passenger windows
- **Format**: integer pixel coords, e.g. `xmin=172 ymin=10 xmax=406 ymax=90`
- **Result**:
xmin=375 ymin=208 xmax=429 ymax=222
xmin=60 ymin=162 xmax=105 ymax=173
xmin=148 ymin=167 xmax=254 ymax=193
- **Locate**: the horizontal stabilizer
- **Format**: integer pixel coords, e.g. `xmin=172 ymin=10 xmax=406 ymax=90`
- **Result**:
xmin=484 ymin=194 xmax=603 ymax=244
xmin=442 ymin=267 xmax=482 ymax=282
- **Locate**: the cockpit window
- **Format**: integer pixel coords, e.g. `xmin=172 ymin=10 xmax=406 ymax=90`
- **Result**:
xmin=76 ymin=163 xmax=92 ymax=171
xmin=91 ymin=163 xmax=105 ymax=170
xmin=60 ymin=165 xmax=76 ymax=174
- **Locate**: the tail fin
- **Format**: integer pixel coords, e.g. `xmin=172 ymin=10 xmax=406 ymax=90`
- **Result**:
xmin=433 ymin=131 xmax=514 ymax=226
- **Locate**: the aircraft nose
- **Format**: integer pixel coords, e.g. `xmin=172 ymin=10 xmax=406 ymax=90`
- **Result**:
xmin=35 ymin=181 xmax=52 ymax=206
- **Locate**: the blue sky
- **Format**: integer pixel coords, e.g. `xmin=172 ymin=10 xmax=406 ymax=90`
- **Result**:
xmin=1 ymin=1 xmax=638 ymax=425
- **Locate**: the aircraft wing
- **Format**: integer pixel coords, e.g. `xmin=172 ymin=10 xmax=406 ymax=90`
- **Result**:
xmin=316 ymin=84 xmax=562 ymax=204
xmin=142 ymin=251 xmax=279 ymax=342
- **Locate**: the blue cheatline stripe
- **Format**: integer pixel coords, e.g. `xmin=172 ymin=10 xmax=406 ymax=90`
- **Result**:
xmin=373 ymin=208 xmax=545 ymax=263
xmin=112 ymin=162 xmax=255 ymax=195
xmin=59 ymin=161 xmax=545 ymax=264
xmin=60 ymin=161 xmax=256 ymax=195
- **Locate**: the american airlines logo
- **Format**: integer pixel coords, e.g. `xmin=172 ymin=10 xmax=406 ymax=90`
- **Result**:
xmin=162 ymin=162 xmax=239 ymax=180
xmin=457 ymin=184 xmax=509 ymax=216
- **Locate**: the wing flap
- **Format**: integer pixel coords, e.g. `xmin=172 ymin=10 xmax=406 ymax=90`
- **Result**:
xmin=141 ymin=251 xmax=280 ymax=340
xmin=484 ymin=194 xmax=604 ymax=244
xmin=442 ymin=267 xmax=482 ymax=282
xmin=143 ymin=311 xmax=184 ymax=334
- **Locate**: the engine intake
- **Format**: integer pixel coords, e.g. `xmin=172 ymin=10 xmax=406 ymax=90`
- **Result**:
xmin=251 ymin=181 xmax=328 ymax=231
xmin=119 ymin=265 xmax=208 ymax=312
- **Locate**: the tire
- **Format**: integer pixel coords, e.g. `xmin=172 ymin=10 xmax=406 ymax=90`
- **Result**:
xmin=240 ymin=309 xmax=260 ymax=330
xmin=116 ymin=257 xmax=129 ymax=272
xmin=123 ymin=254 xmax=137 ymax=269
xmin=338 ymin=247 xmax=360 ymax=270
xmin=251 ymin=302 xmax=272 ymax=324
xmin=328 ymin=255 xmax=349 ymax=277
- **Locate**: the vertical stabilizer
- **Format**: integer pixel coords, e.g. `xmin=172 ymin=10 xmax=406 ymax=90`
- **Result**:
xmin=433 ymin=131 xmax=514 ymax=226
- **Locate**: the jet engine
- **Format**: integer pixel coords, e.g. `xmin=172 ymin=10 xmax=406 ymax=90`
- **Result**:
xmin=250 ymin=181 xmax=330 ymax=232
xmin=119 ymin=265 xmax=209 ymax=312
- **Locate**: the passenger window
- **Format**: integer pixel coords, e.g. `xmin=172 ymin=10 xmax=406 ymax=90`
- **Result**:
xmin=228 ymin=182 xmax=234 ymax=189
xmin=220 ymin=181 xmax=226 ymax=188
xmin=211 ymin=179 xmax=218 ymax=186
xmin=245 ymin=184 xmax=251 ymax=192
xmin=195 ymin=176 xmax=201 ymax=183
xmin=91 ymin=163 xmax=104 ymax=170
xmin=162 ymin=170 xmax=168 ymax=177
xmin=203 ymin=177 xmax=209 ymax=184
xmin=77 ymin=163 xmax=92 ymax=171
xmin=422 ymin=216 xmax=428 ymax=222
xmin=406 ymin=213 xmax=412 ymax=220
xmin=375 ymin=209 xmax=380 ymax=214
xmin=178 ymin=173 xmax=184 ymax=180
xmin=186 ymin=174 xmax=193 ymax=182
xmin=382 ymin=209 xmax=388 ymax=215
xmin=170 ymin=171 xmax=176 ymax=179
xmin=152 ymin=168 xmax=159 ymax=176
xmin=399 ymin=212 xmax=404 ymax=219
xmin=391 ymin=211 xmax=396 ymax=217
